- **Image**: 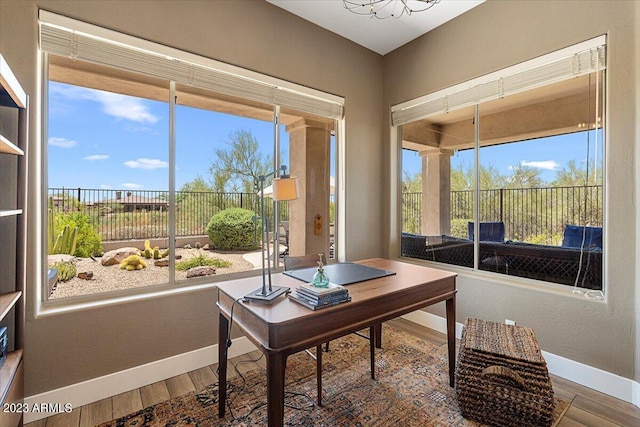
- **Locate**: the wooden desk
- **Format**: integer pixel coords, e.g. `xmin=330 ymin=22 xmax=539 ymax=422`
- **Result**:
xmin=216 ymin=258 xmax=457 ymax=427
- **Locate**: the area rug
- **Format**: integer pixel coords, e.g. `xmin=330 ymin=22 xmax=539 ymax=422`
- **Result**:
xmin=99 ymin=324 xmax=568 ymax=426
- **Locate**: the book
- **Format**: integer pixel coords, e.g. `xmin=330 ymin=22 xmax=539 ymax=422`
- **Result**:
xmin=297 ymin=282 xmax=347 ymax=297
xmin=294 ymin=290 xmax=350 ymax=305
xmin=288 ymin=293 xmax=351 ymax=311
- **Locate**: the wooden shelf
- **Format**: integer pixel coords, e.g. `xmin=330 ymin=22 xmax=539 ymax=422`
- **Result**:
xmin=0 ymin=134 xmax=23 ymax=156
xmin=0 ymin=54 xmax=27 ymax=109
xmin=0 ymin=210 xmax=22 ymax=218
xmin=0 ymin=292 xmax=21 ymax=321
xmin=0 ymin=350 xmax=23 ymax=405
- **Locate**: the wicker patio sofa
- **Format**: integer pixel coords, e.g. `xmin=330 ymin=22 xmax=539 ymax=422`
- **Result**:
xmin=401 ymin=232 xmax=602 ymax=290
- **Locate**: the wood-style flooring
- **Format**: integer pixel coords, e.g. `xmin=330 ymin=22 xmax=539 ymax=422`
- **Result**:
xmin=25 ymin=318 xmax=640 ymax=427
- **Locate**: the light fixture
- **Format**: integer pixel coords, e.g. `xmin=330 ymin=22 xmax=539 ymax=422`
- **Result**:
xmin=244 ymin=165 xmax=299 ymax=304
xmin=343 ymin=0 xmax=440 ymax=19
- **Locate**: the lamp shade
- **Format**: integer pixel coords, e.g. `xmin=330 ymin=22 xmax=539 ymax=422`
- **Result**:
xmin=272 ymin=176 xmax=299 ymax=201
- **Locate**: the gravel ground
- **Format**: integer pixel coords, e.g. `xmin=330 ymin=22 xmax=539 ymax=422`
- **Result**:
xmin=49 ymin=248 xmax=257 ymax=299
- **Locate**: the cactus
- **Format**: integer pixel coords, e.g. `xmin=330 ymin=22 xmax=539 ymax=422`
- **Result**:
xmin=161 ymin=248 xmax=170 ymax=258
xmin=51 ymin=224 xmax=79 ymax=256
xmin=48 ymin=197 xmax=79 ymax=256
xmin=153 ymin=247 xmax=161 ymax=259
xmin=119 ymin=254 xmax=147 ymax=271
xmin=51 ymin=261 xmax=77 ymax=282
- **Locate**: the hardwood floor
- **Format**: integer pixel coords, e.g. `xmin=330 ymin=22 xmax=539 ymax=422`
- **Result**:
xmin=25 ymin=319 xmax=640 ymax=427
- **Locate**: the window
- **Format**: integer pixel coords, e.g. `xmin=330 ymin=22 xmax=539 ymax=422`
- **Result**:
xmin=398 ymin=37 xmax=605 ymax=295
xmin=40 ymin=12 xmax=343 ymax=303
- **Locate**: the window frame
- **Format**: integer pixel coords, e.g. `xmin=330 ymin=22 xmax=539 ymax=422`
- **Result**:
xmin=391 ymin=36 xmax=607 ymax=297
xmin=38 ymin=12 xmax=344 ymax=311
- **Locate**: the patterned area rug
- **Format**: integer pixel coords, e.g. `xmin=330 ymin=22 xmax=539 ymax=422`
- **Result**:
xmin=98 ymin=325 xmax=568 ymax=426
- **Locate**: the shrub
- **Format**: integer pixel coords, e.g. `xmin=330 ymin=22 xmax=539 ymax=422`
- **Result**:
xmin=450 ymin=218 xmax=472 ymax=239
xmin=206 ymin=208 xmax=260 ymax=251
xmin=176 ymin=251 xmax=232 ymax=271
xmin=55 ymin=211 xmax=103 ymax=257
xmin=51 ymin=261 xmax=77 ymax=282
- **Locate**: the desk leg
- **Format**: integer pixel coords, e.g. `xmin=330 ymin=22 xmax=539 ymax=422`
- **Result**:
xmin=374 ymin=322 xmax=382 ymax=349
xmin=446 ymin=296 xmax=456 ymax=387
xmin=267 ymin=352 xmax=287 ymax=427
xmin=316 ymin=345 xmax=323 ymax=407
xmin=218 ymin=313 xmax=229 ymax=418
xmin=369 ymin=325 xmax=376 ymax=380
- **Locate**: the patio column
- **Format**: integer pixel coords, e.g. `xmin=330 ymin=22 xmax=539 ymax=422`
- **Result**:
xmin=420 ymin=148 xmax=453 ymax=236
xmin=285 ymin=118 xmax=331 ymax=257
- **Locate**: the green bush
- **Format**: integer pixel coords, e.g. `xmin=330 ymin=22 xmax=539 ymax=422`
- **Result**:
xmin=55 ymin=211 xmax=103 ymax=257
xmin=176 ymin=251 xmax=232 ymax=271
xmin=450 ymin=218 xmax=472 ymax=239
xmin=51 ymin=261 xmax=77 ymax=282
xmin=206 ymin=208 xmax=259 ymax=251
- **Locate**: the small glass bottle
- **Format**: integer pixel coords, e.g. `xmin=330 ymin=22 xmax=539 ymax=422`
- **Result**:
xmin=311 ymin=253 xmax=329 ymax=288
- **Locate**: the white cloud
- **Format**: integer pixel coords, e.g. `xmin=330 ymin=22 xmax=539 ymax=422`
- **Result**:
xmin=83 ymin=154 xmax=109 ymax=161
xmin=100 ymin=184 xmax=112 ymax=189
xmin=520 ymin=160 xmax=560 ymax=171
xmin=50 ymin=83 xmax=158 ymax=124
xmin=121 ymin=183 xmax=143 ymax=189
xmin=124 ymin=158 xmax=168 ymax=170
xmin=48 ymin=137 xmax=77 ymax=148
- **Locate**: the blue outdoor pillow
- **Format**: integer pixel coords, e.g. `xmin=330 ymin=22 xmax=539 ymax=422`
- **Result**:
xmin=561 ymin=225 xmax=602 ymax=249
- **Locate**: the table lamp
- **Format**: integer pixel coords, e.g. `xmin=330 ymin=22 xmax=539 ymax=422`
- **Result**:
xmin=244 ymin=165 xmax=299 ymax=303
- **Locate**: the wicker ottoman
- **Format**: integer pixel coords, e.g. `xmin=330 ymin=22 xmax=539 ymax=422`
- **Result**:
xmin=455 ymin=318 xmax=555 ymax=427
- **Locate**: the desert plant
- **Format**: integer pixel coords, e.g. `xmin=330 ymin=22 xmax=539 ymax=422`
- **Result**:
xmin=48 ymin=197 xmax=79 ymax=255
xmin=119 ymin=254 xmax=147 ymax=271
xmin=206 ymin=208 xmax=260 ymax=251
xmin=51 ymin=261 xmax=77 ymax=282
xmin=55 ymin=210 xmax=103 ymax=257
xmin=176 ymin=251 xmax=232 ymax=271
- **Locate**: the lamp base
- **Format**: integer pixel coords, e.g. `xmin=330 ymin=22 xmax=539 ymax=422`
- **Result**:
xmin=244 ymin=286 xmax=290 ymax=304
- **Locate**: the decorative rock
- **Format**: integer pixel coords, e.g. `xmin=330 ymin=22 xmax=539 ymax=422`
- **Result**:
xmin=78 ymin=271 xmax=94 ymax=280
xmin=48 ymin=254 xmax=76 ymax=265
xmin=175 ymin=254 xmax=182 ymax=260
xmin=195 ymin=241 xmax=201 ymax=249
xmin=154 ymin=259 xmax=169 ymax=267
xmin=186 ymin=266 xmax=216 ymax=278
xmin=183 ymin=243 xmax=192 ymax=249
xmin=202 ymin=244 xmax=210 ymax=250
xmin=101 ymin=247 xmax=140 ymax=266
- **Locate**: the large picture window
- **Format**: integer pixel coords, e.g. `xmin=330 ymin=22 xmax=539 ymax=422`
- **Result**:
xmin=398 ymin=38 xmax=605 ymax=296
xmin=40 ymin=12 xmax=343 ymax=303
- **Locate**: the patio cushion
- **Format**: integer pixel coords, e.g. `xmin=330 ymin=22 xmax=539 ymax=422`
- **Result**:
xmin=561 ymin=225 xmax=602 ymax=249
xmin=468 ymin=221 xmax=505 ymax=242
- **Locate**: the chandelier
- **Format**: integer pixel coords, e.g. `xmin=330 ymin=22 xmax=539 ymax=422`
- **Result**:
xmin=343 ymin=0 xmax=441 ymax=19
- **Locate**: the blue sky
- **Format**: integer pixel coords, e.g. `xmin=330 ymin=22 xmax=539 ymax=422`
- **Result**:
xmin=48 ymin=82 xmax=282 ymax=192
xmin=49 ymin=81 xmax=601 ymax=192
xmin=403 ymin=130 xmax=603 ymax=184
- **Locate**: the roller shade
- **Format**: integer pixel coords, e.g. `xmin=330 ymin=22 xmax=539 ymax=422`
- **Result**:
xmin=39 ymin=14 xmax=344 ymax=120
xmin=392 ymin=40 xmax=606 ymax=126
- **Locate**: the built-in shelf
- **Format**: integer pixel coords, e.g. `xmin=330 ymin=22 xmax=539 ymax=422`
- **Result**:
xmin=0 ymin=292 xmax=21 ymax=321
xmin=0 ymin=350 xmax=23 ymax=404
xmin=0 ymin=52 xmax=26 ymax=426
xmin=0 ymin=210 xmax=22 ymax=218
xmin=0 ymin=134 xmax=23 ymax=156
xmin=0 ymin=54 xmax=27 ymax=109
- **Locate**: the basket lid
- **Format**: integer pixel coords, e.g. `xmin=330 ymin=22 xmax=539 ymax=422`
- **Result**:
xmin=462 ymin=318 xmax=545 ymax=364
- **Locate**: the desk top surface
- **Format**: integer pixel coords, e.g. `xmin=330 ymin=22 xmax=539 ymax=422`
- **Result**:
xmin=217 ymin=258 xmax=456 ymax=326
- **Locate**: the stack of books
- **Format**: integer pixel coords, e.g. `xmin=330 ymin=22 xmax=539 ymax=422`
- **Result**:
xmin=289 ymin=282 xmax=351 ymax=310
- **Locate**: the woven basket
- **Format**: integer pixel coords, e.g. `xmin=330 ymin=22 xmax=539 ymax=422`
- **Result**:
xmin=455 ymin=318 xmax=555 ymax=427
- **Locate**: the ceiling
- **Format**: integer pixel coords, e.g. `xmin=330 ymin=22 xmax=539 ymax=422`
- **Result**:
xmin=266 ymin=0 xmax=485 ymax=55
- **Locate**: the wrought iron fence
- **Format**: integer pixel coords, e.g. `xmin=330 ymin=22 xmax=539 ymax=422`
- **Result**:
xmin=48 ymin=188 xmax=289 ymax=241
xmin=403 ymin=185 xmax=602 ymax=242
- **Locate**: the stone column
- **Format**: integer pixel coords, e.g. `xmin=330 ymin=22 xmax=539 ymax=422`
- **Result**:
xmin=285 ymin=118 xmax=332 ymax=257
xmin=420 ymin=148 xmax=453 ymax=236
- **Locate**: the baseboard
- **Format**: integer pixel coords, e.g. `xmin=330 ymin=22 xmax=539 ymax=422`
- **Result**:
xmin=23 ymin=337 xmax=258 ymax=424
xmin=25 ymin=310 xmax=639 ymax=423
xmin=399 ymin=310 xmax=639 ymax=407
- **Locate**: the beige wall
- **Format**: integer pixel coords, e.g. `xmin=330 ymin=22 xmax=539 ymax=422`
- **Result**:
xmin=0 ymin=0 xmax=384 ymax=395
xmin=384 ymin=0 xmax=638 ymax=378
